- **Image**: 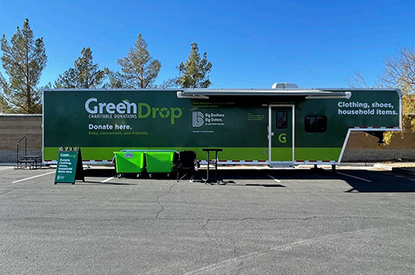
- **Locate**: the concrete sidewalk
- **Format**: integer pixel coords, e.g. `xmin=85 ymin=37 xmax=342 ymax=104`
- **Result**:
xmin=369 ymin=162 xmax=415 ymax=175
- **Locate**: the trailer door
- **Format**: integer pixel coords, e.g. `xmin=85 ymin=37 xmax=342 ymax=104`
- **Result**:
xmin=269 ymin=105 xmax=294 ymax=163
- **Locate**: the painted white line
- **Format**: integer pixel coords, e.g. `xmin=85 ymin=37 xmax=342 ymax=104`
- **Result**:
xmin=101 ymin=176 xmax=116 ymax=183
xmin=184 ymin=227 xmax=382 ymax=275
xmin=337 ymin=172 xmax=372 ymax=183
xmin=0 ymin=189 xmax=18 ymax=197
xmin=394 ymin=175 xmax=415 ymax=181
xmin=0 ymin=167 xmax=14 ymax=171
xmin=12 ymin=171 xmax=56 ymax=183
xmin=266 ymin=173 xmax=281 ymax=183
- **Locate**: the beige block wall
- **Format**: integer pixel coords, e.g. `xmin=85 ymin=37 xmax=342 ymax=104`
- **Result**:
xmin=0 ymin=115 xmax=42 ymax=163
xmin=343 ymin=130 xmax=415 ymax=162
xmin=343 ymin=118 xmax=415 ymax=161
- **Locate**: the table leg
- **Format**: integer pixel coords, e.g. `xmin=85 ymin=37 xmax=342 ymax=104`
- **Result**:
xmin=214 ymin=151 xmax=218 ymax=182
xmin=206 ymin=150 xmax=210 ymax=183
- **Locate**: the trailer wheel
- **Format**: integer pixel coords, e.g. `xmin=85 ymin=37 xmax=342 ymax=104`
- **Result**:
xmin=117 ymin=174 xmax=122 ymax=179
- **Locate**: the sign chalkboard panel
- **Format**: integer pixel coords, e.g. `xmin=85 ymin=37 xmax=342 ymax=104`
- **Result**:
xmin=54 ymin=147 xmax=85 ymax=184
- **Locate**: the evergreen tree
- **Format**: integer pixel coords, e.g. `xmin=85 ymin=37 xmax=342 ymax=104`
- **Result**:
xmin=177 ymin=42 xmax=212 ymax=88
xmin=0 ymin=18 xmax=47 ymax=113
xmin=54 ymin=47 xmax=105 ymax=88
xmin=110 ymin=34 xmax=161 ymax=89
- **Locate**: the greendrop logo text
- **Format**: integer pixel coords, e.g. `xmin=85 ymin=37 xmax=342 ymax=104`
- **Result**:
xmin=85 ymin=98 xmax=183 ymax=124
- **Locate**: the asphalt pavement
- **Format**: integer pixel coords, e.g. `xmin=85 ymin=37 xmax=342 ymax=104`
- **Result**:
xmin=1 ymin=165 xmax=415 ymax=274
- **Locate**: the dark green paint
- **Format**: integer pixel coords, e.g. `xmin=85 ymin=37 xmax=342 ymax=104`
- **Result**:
xmin=43 ymin=89 xmax=401 ymax=163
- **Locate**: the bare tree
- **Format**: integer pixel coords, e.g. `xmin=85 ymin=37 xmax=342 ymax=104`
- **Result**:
xmin=348 ymin=48 xmax=415 ymax=144
xmin=383 ymin=47 xmax=415 ymax=132
xmin=348 ymin=71 xmax=370 ymax=88
xmin=383 ymin=47 xmax=415 ymax=94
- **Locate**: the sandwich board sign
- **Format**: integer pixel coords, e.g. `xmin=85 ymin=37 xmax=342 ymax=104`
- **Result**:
xmin=54 ymin=147 xmax=85 ymax=184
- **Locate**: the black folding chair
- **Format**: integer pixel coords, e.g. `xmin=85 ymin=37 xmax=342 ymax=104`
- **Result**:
xmin=177 ymin=151 xmax=199 ymax=182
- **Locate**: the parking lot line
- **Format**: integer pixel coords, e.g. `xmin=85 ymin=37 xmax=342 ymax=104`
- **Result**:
xmin=12 ymin=171 xmax=56 ymax=183
xmin=266 ymin=173 xmax=281 ymax=183
xmin=337 ymin=172 xmax=372 ymax=183
xmin=101 ymin=176 xmax=116 ymax=183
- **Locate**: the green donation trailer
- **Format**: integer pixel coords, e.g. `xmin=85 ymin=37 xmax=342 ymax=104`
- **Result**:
xmin=43 ymin=87 xmax=401 ymax=167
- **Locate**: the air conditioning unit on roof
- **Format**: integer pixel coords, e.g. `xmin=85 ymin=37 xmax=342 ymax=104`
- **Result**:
xmin=271 ymin=83 xmax=299 ymax=89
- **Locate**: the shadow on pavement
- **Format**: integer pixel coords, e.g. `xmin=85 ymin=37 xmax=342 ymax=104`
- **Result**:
xmin=80 ymin=167 xmax=415 ymax=192
xmin=195 ymin=168 xmax=415 ymax=193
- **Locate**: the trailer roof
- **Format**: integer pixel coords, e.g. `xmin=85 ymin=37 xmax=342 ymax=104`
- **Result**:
xmin=43 ymin=88 xmax=400 ymax=99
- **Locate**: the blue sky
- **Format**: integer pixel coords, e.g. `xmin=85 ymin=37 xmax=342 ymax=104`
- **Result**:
xmin=0 ymin=0 xmax=414 ymax=89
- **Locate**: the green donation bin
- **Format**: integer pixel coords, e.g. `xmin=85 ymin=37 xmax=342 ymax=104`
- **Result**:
xmin=114 ymin=151 xmax=145 ymax=176
xmin=145 ymin=151 xmax=178 ymax=175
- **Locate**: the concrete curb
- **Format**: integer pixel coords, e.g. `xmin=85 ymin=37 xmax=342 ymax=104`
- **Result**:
xmin=0 ymin=163 xmax=15 ymax=166
xmin=339 ymin=162 xmax=375 ymax=167
xmin=373 ymin=163 xmax=393 ymax=170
